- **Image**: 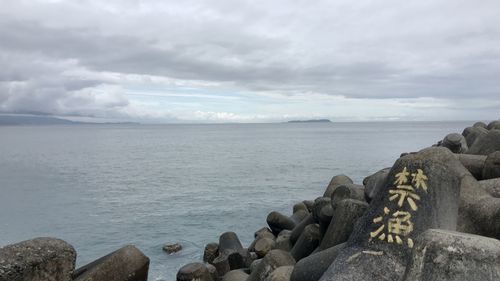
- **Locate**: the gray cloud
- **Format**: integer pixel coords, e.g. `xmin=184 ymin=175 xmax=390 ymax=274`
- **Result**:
xmin=0 ymin=0 xmax=499 ymax=120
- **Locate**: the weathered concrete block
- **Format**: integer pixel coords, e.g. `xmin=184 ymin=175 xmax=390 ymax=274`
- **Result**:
xmin=473 ymin=121 xmax=487 ymax=129
xmin=363 ymin=168 xmax=390 ymax=202
xmin=254 ymin=238 xmax=276 ymax=258
xmin=74 ymin=245 xmax=149 ymax=281
xmin=487 ymin=120 xmax=500 ymax=130
xmin=290 ymin=224 xmax=321 ymax=261
xmin=248 ymin=228 xmax=275 ymax=252
xmin=0 ymin=237 xmax=76 ymax=281
xmin=221 ymin=269 xmax=248 ymax=281
xmin=479 ymin=178 xmax=500 ymax=198
xmin=212 ymin=232 xmax=252 ymax=277
xmin=404 ymin=229 xmax=500 ymax=281
xmin=290 ymin=214 xmax=315 ymax=245
xmin=482 ymin=151 xmax=500 ymax=180
xmin=247 ymin=250 xmax=295 ymax=281
xmin=274 ymin=230 xmax=293 ymax=252
xmin=263 ymin=265 xmax=294 ymax=281
xmin=319 ymin=199 xmax=369 ymax=250
xmin=293 ymin=202 xmax=309 ymax=214
xmin=319 ymin=147 xmax=465 ymax=281
xmin=176 ymin=263 xmax=213 ymax=281
xmin=302 ymin=200 xmax=314 ymax=213
xmin=456 ymin=154 xmax=486 ymax=180
xmin=290 ymin=243 xmax=346 ymax=281
xmin=467 ymin=129 xmax=500 ymax=155
xmin=203 ymin=242 xmax=219 ymax=264
xmin=440 ymin=133 xmax=468 ymax=153
xmin=463 ymin=126 xmax=488 ymax=147
xmin=323 ymin=175 xmax=353 ymax=198
xmin=267 ymin=211 xmax=306 ymax=236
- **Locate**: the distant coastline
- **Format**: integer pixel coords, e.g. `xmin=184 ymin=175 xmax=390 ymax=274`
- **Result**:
xmin=287 ymin=119 xmax=332 ymax=123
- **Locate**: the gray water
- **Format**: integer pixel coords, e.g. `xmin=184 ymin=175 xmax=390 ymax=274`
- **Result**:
xmin=0 ymin=121 xmax=471 ymax=280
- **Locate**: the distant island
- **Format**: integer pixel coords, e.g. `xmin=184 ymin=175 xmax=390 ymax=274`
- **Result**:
xmin=287 ymin=119 xmax=332 ymax=123
xmin=0 ymin=115 xmax=139 ymax=126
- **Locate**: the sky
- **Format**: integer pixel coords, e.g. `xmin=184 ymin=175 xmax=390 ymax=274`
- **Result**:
xmin=0 ymin=0 xmax=499 ymax=123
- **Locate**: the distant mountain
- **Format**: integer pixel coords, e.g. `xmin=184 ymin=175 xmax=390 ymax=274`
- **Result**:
xmin=287 ymin=119 xmax=332 ymax=123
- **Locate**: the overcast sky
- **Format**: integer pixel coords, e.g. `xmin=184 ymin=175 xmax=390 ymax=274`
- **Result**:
xmin=1 ymin=0 xmax=499 ymax=123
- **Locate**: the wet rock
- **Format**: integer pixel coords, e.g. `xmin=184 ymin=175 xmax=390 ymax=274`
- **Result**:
xmin=247 ymin=250 xmax=296 ymax=281
xmin=163 ymin=243 xmax=182 ymax=254
xmin=74 ymin=245 xmax=149 ymax=281
xmin=319 ymin=147 xmax=464 ymax=281
xmin=264 ymin=266 xmax=294 ymax=281
xmin=479 ymin=178 xmax=500 ymax=198
xmin=363 ymin=168 xmax=390 ymax=202
xmin=290 ymin=224 xmax=321 ymax=261
xmin=0 ymin=237 xmax=76 ymax=281
xmin=290 ymin=243 xmax=347 ymax=281
xmin=467 ymin=129 xmax=500 ymax=155
xmin=221 ymin=269 xmax=248 ymax=281
xmin=203 ymin=243 xmax=219 ymax=264
xmin=176 ymin=263 xmax=213 ymax=281
xmin=482 ymin=151 xmax=500 ymax=180
xmin=212 ymin=232 xmax=252 ymax=277
xmin=456 ymin=154 xmax=486 ymax=180
xmin=440 ymin=133 xmax=468 ymax=153
xmin=254 ymin=238 xmax=276 ymax=258
xmin=404 ymin=229 xmax=500 ymax=281
xmin=319 ymin=199 xmax=369 ymax=250
xmin=323 ymin=175 xmax=354 ymax=198
xmin=487 ymin=120 xmax=500 ymax=130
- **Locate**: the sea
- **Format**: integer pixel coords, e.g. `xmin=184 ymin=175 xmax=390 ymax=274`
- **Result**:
xmin=0 ymin=121 xmax=472 ymax=280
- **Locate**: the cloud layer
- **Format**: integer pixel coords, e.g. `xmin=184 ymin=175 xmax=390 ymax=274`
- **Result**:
xmin=1 ymin=0 xmax=499 ymax=122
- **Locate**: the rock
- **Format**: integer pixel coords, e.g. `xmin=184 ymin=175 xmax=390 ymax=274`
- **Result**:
xmin=254 ymin=238 xmax=276 ymax=258
xmin=290 ymin=224 xmax=321 ymax=261
xmin=0 ymin=237 xmax=76 ymax=281
xmin=467 ymin=129 xmax=500 ymax=155
xmin=479 ymin=178 xmax=500 ymax=198
xmin=249 ymin=259 xmax=261 ymax=273
xmin=247 ymin=250 xmax=296 ymax=281
xmin=290 ymin=243 xmax=347 ymax=281
xmin=440 ymin=133 xmax=468 ymax=153
xmin=473 ymin=121 xmax=487 ymax=129
xmin=319 ymin=199 xmax=369 ymax=250
xmin=74 ymin=245 xmax=149 ymax=281
xmin=176 ymin=263 xmax=213 ymax=281
xmin=323 ymin=175 xmax=354 ymax=198
xmin=212 ymin=232 xmax=252 ymax=277
xmin=293 ymin=202 xmax=309 ymax=214
xmin=221 ymin=269 xmax=248 ymax=281
xmin=319 ymin=147 xmax=465 ymax=281
xmin=206 ymin=264 xmax=219 ymax=281
xmin=267 ymin=212 xmax=302 ymax=236
xmin=163 ymin=243 xmax=182 ymax=254
xmin=487 ymin=120 xmax=500 ymax=130
xmin=456 ymin=154 xmax=486 ymax=180
xmin=302 ymin=200 xmax=314 ymax=212
xmin=290 ymin=214 xmax=315 ymax=245
xmin=264 ymin=266 xmax=294 ymax=281
xmin=249 ymin=228 xmax=275 ymax=252
xmin=363 ymin=168 xmax=390 ymax=202
xmin=275 ymin=230 xmax=293 ymax=252
xmin=404 ymin=229 xmax=500 ymax=281
xmin=482 ymin=151 xmax=500 ymax=180
xmin=203 ymin=243 xmax=219 ymax=264
xmin=464 ymin=126 xmax=488 ymax=147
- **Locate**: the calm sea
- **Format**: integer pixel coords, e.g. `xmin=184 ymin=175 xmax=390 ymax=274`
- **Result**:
xmin=0 ymin=121 xmax=471 ymax=280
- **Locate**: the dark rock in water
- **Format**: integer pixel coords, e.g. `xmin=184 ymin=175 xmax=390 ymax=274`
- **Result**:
xmin=0 ymin=237 xmax=76 ymax=281
xmin=74 ymin=245 xmax=149 ymax=281
xmin=319 ymin=199 xmax=369 ymax=251
xmin=463 ymin=126 xmax=488 ymax=147
xmin=290 ymin=224 xmax=321 ymax=261
xmin=203 ymin=243 xmax=219 ymax=264
xmin=247 ymin=250 xmax=296 ymax=281
xmin=457 ymin=172 xmax=500 ymax=239
xmin=404 ymin=229 xmax=500 ymax=281
xmin=264 ymin=265 xmax=294 ymax=281
xmin=221 ymin=269 xmax=248 ymax=281
xmin=456 ymin=154 xmax=486 ymax=180
xmin=274 ymin=230 xmax=293 ymax=252
xmin=473 ymin=121 xmax=487 ymax=129
xmin=290 ymin=214 xmax=315 ymax=245
xmin=323 ymin=175 xmax=353 ymax=198
xmin=319 ymin=147 xmax=464 ymax=281
xmin=291 ymin=243 xmax=347 ymax=281
xmin=363 ymin=168 xmax=390 ymax=202
xmin=482 ymin=151 xmax=500 ymax=180
xmin=212 ymin=232 xmax=252 ymax=277
xmin=177 ymin=263 xmax=213 ymax=281
xmin=479 ymin=178 xmax=500 ymax=198
xmin=467 ymin=129 xmax=500 ymax=155
xmin=163 ymin=243 xmax=182 ymax=254
xmin=440 ymin=133 xmax=468 ymax=153
xmin=487 ymin=120 xmax=500 ymax=130
xmin=254 ymin=238 xmax=276 ymax=258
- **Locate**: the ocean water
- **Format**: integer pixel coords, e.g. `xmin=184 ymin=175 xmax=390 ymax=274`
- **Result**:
xmin=0 ymin=121 xmax=471 ymax=280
